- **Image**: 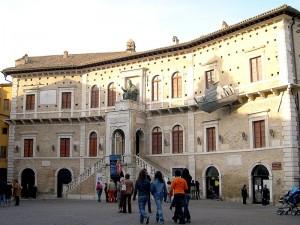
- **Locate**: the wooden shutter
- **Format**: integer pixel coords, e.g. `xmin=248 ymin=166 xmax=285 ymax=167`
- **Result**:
xmin=152 ymin=133 xmax=157 ymax=154
xmin=173 ymin=131 xmax=178 ymax=153
xmin=157 ymin=132 xmax=162 ymax=154
xmin=172 ymin=125 xmax=183 ymax=153
xmin=91 ymin=87 xmax=99 ymax=108
xmin=152 ymin=76 xmax=160 ymax=101
xmin=178 ymin=75 xmax=182 ymax=98
xmin=207 ymin=127 xmax=216 ymax=152
xmin=62 ymin=92 xmax=71 ymax=109
xmin=89 ymin=133 xmax=97 ymax=156
xmin=24 ymin=139 xmax=33 ymax=157
xmin=152 ymin=128 xmax=162 ymax=154
xmin=250 ymin=56 xmax=262 ymax=82
xmin=60 ymin=138 xmax=70 ymax=157
xmin=253 ymin=120 xmax=265 ymax=148
xmin=108 ymin=83 xmax=116 ymax=106
xmin=26 ymin=94 xmax=35 ymax=110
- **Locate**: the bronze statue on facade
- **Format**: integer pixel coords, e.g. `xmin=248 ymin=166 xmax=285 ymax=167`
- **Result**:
xmin=121 ymin=79 xmax=139 ymax=101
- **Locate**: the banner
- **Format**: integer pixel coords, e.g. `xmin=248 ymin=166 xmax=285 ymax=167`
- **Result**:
xmin=109 ymin=154 xmax=122 ymax=178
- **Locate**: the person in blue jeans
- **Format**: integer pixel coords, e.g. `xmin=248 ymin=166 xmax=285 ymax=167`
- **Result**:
xmin=182 ymin=168 xmax=192 ymax=223
xmin=133 ymin=169 xmax=151 ymax=224
xmin=151 ymin=171 xmax=167 ymax=224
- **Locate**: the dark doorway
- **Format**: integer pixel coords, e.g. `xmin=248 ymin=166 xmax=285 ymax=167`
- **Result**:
xmin=136 ymin=130 xmax=143 ymax=156
xmin=252 ymin=165 xmax=269 ymax=204
xmin=0 ymin=168 xmax=7 ymax=182
xmin=206 ymin=166 xmax=220 ymax=199
xmin=21 ymin=168 xmax=36 ymax=198
xmin=57 ymin=168 xmax=72 ymax=198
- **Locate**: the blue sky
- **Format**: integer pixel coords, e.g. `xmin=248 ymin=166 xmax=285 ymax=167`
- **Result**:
xmin=1 ymin=0 xmax=299 ymax=83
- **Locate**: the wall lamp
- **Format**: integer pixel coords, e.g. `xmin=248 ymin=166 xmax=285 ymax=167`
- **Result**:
xmin=15 ymin=145 xmax=19 ymax=153
xmin=242 ymin=132 xmax=247 ymax=141
xmin=197 ymin=137 xmax=201 ymax=145
xmin=51 ymin=145 xmax=55 ymax=152
xmin=36 ymin=145 xmax=40 ymax=152
xmin=218 ymin=135 xmax=223 ymax=144
xmin=73 ymin=144 xmax=77 ymax=152
xmin=269 ymin=129 xmax=275 ymax=138
xmin=164 ymin=138 xmax=169 ymax=146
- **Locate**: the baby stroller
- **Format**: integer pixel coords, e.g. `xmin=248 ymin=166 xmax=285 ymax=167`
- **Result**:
xmin=276 ymin=187 xmax=300 ymax=216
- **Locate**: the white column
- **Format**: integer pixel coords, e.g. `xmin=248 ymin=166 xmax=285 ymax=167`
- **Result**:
xmin=7 ymin=124 xmax=15 ymax=181
xmin=79 ymin=123 xmax=86 ymax=173
xmin=81 ymin=74 xmax=87 ymax=117
xmin=10 ymin=79 xmax=18 ymax=119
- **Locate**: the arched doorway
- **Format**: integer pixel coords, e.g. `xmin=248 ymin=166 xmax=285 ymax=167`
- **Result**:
xmin=0 ymin=168 xmax=7 ymax=182
xmin=252 ymin=165 xmax=269 ymax=203
xmin=206 ymin=166 xmax=220 ymax=199
xmin=135 ymin=129 xmax=144 ymax=156
xmin=57 ymin=168 xmax=72 ymax=198
xmin=112 ymin=129 xmax=125 ymax=155
xmin=21 ymin=168 xmax=36 ymax=198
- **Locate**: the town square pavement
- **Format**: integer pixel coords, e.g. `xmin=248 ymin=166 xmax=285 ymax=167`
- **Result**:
xmin=0 ymin=199 xmax=299 ymax=225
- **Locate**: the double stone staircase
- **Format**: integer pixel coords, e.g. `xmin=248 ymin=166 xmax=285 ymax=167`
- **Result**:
xmin=63 ymin=155 xmax=172 ymax=198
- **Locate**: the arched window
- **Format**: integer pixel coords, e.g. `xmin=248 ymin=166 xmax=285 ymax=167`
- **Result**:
xmin=108 ymin=83 xmax=116 ymax=106
xmin=90 ymin=85 xmax=99 ymax=108
xmin=152 ymin=127 xmax=162 ymax=154
xmin=172 ymin=72 xmax=182 ymax=98
xmin=172 ymin=125 xmax=183 ymax=153
xmin=152 ymin=75 xmax=161 ymax=101
xmin=89 ymin=132 xmax=97 ymax=157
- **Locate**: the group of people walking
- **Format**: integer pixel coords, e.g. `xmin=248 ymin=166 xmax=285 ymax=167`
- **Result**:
xmin=241 ymin=184 xmax=270 ymax=205
xmin=96 ymin=168 xmax=193 ymax=224
xmin=0 ymin=179 xmax=22 ymax=207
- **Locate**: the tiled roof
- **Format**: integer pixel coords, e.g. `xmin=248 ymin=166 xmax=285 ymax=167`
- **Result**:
xmin=3 ymin=4 xmax=300 ymax=75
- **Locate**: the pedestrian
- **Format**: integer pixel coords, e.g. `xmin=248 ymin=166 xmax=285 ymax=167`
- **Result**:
xmin=166 ymin=181 xmax=172 ymax=203
xmin=170 ymin=170 xmax=188 ymax=224
xmin=241 ymin=184 xmax=248 ymax=205
xmin=190 ymin=180 xmax=196 ymax=200
xmin=108 ymin=179 xmax=116 ymax=203
xmin=96 ymin=181 xmax=103 ymax=202
xmin=195 ymin=180 xmax=200 ymax=200
xmin=262 ymin=185 xmax=270 ymax=206
xmin=12 ymin=179 xmax=22 ymax=206
xmin=5 ymin=182 xmax=12 ymax=206
xmin=151 ymin=171 xmax=167 ymax=224
xmin=117 ymin=177 xmax=125 ymax=212
xmin=182 ymin=168 xmax=192 ymax=223
xmin=146 ymin=174 xmax=152 ymax=213
xmin=122 ymin=173 xmax=134 ymax=213
xmin=104 ymin=183 xmax=109 ymax=202
xmin=0 ymin=179 xmax=6 ymax=207
xmin=133 ymin=169 xmax=151 ymax=224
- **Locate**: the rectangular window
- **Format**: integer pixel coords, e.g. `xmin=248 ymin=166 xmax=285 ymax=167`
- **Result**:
xmin=60 ymin=138 xmax=70 ymax=157
xmin=205 ymin=70 xmax=215 ymax=89
xmin=2 ymin=128 xmax=8 ymax=135
xmin=26 ymin=94 xmax=35 ymax=110
xmin=24 ymin=139 xmax=33 ymax=157
xmin=206 ymin=127 xmax=216 ymax=152
xmin=253 ymin=120 xmax=265 ymax=148
xmin=250 ymin=56 xmax=262 ymax=82
xmin=61 ymin=92 xmax=71 ymax=109
xmin=0 ymin=146 xmax=7 ymax=159
xmin=3 ymin=99 xmax=9 ymax=111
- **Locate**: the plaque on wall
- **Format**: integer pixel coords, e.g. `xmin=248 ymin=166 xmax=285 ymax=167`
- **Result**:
xmin=272 ymin=162 xmax=282 ymax=170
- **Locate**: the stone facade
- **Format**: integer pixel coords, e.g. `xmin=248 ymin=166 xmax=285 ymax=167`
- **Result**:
xmin=2 ymin=5 xmax=300 ymax=202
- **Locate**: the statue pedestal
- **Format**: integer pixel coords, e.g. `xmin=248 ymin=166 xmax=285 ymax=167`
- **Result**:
xmin=115 ymin=100 xmax=145 ymax=111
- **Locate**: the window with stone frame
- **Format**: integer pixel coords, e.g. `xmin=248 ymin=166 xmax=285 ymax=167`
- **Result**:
xmin=24 ymin=139 xmax=33 ymax=157
xmin=172 ymin=72 xmax=182 ymax=98
xmin=172 ymin=125 xmax=183 ymax=154
xmin=60 ymin=138 xmax=70 ymax=157
xmin=250 ymin=56 xmax=262 ymax=82
xmin=0 ymin=146 xmax=7 ymax=159
xmin=253 ymin=120 xmax=265 ymax=148
xmin=205 ymin=69 xmax=215 ymax=89
xmin=61 ymin=92 xmax=71 ymax=109
xmin=107 ymin=83 xmax=116 ymax=106
xmin=2 ymin=128 xmax=8 ymax=135
xmin=25 ymin=94 xmax=35 ymax=110
xmin=206 ymin=127 xmax=216 ymax=152
xmin=90 ymin=85 xmax=99 ymax=108
xmin=152 ymin=75 xmax=161 ymax=101
xmin=89 ymin=132 xmax=97 ymax=157
xmin=152 ymin=127 xmax=162 ymax=154
xmin=3 ymin=99 xmax=9 ymax=111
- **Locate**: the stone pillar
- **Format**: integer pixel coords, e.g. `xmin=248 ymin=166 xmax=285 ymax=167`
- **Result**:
xmin=187 ymin=111 xmax=196 ymax=179
xmin=79 ymin=123 xmax=86 ymax=173
xmin=281 ymin=88 xmax=299 ymax=191
xmin=7 ymin=124 xmax=15 ymax=181
xmin=81 ymin=74 xmax=87 ymax=117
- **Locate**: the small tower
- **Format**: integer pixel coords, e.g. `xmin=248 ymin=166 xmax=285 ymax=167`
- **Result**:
xmin=126 ymin=39 xmax=136 ymax=52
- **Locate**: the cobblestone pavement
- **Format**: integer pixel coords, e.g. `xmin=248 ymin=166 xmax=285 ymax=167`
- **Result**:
xmin=0 ymin=199 xmax=299 ymax=225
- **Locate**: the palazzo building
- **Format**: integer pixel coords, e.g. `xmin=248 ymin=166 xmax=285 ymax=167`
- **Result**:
xmin=2 ymin=5 xmax=300 ymax=202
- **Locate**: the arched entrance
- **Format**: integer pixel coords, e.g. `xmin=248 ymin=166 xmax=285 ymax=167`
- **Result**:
xmin=135 ymin=129 xmax=144 ymax=156
xmin=206 ymin=166 xmax=220 ymax=199
xmin=57 ymin=168 xmax=72 ymax=198
xmin=112 ymin=129 xmax=125 ymax=155
xmin=21 ymin=168 xmax=36 ymax=198
xmin=252 ymin=165 xmax=269 ymax=203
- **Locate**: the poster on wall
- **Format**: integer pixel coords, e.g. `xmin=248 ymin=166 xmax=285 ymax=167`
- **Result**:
xmin=109 ymin=154 xmax=122 ymax=178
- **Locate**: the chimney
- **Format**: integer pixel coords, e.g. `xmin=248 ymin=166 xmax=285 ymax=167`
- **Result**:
xmin=172 ymin=36 xmax=179 ymax=45
xmin=221 ymin=21 xmax=229 ymax=29
xmin=63 ymin=50 xmax=69 ymax=58
xmin=126 ymin=39 xmax=136 ymax=52
xmin=15 ymin=54 xmax=29 ymax=66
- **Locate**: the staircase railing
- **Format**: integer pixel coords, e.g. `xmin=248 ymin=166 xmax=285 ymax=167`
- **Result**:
xmin=64 ymin=158 xmax=105 ymax=194
xmin=135 ymin=155 xmax=171 ymax=180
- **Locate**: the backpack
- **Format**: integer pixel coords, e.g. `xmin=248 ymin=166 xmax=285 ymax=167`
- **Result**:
xmin=121 ymin=182 xmax=127 ymax=191
xmin=96 ymin=183 xmax=103 ymax=190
